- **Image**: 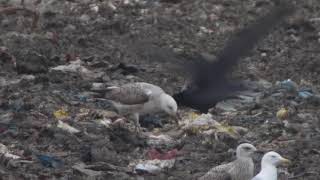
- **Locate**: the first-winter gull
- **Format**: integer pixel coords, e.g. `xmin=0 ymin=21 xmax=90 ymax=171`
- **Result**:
xmin=198 ymin=143 xmax=257 ymax=180
xmin=103 ymin=82 xmax=180 ymax=132
xmin=251 ymin=151 xmax=290 ymax=180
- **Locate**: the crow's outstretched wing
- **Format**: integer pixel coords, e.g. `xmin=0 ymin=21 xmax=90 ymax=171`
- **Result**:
xmin=174 ymin=1 xmax=295 ymax=112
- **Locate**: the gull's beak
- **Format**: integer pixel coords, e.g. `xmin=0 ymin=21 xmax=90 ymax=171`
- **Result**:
xmin=280 ymin=157 xmax=291 ymax=165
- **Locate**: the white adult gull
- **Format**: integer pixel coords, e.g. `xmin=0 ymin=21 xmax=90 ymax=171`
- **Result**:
xmin=103 ymin=82 xmax=180 ymax=132
xmin=198 ymin=143 xmax=257 ymax=180
xmin=251 ymin=151 xmax=291 ymax=180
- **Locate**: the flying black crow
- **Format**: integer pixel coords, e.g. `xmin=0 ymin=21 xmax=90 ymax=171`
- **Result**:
xmin=173 ymin=1 xmax=295 ymax=113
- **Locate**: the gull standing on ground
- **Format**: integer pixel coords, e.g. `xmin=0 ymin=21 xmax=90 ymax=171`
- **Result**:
xmin=103 ymin=82 xmax=180 ymax=132
xmin=198 ymin=143 xmax=257 ymax=180
xmin=251 ymin=151 xmax=291 ymax=180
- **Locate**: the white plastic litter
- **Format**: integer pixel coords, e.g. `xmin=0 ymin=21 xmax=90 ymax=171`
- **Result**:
xmin=57 ymin=120 xmax=80 ymax=134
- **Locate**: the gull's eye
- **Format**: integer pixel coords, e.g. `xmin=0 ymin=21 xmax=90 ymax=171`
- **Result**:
xmin=243 ymin=147 xmax=251 ymax=151
xmin=271 ymin=155 xmax=277 ymax=158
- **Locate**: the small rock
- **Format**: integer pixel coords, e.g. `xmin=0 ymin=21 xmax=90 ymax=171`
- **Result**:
xmin=79 ymin=14 xmax=90 ymax=23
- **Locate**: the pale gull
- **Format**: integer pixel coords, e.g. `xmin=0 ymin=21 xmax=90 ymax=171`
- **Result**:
xmin=251 ymin=151 xmax=290 ymax=180
xmin=103 ymin=82 xmax=180 ymax=132
xmin=198 ymin=143 xmax=257 ymax=180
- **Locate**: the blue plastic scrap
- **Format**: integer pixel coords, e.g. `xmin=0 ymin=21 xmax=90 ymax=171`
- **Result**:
xmin=279 ymin=79 xmax=298 ymax=92
xmin=298 ymin=90 xmax=314 ymax=99
xmin=36 ymin=154 xmax=63 ymax=168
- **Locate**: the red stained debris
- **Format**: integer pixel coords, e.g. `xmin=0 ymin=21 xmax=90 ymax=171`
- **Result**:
xmin=147 ymin=148 xmax=180 ymax=160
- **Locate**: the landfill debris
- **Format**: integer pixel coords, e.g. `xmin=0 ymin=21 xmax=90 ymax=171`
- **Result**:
xmin=275 ymin=79 xmax=320 ymax=104
xmin=36 ymin=154 xmax=63 ymax=168
xmin=276 ymin=79 xmax=298 ymax=92
xmin=72 ymin=163 xmax=102 ymax=177
xmin=0 ymin=75 xmax=35 ymax=87
xmin=182 ymin=113 xmax=243 ymax=139
xmin=57 ymin=120 xmax=80 ymax=134
xmin=298 ymin=89 xmax=314 ymax=99
xmin=189 ymin=112 xmax=200 ymax=120
xmin=0 ymin=143 xmax=21 ymax=160
xmin=53 ymin=109 xmax=69 ymax=120
xmin=140 ymin=115 xmax=163 ymax=128
xmin=98 ymin=119 xmax=112 ymax=128
xmin=214 ymin=91 xmax=260 ymax=113
xmin=146 ymin=134 xmax=177 ymax=148
xmin=133 ymin=159 xmax=176 ymax=175
xmin=50 ymin=59 xmax=85 ymax=73
xmin=276 ymin=108 xmax=289 ymax=120
xmin=215 ymin=101 xmax=238 ymax=112
xmin=147 ymin=148 xmax=179 ymax=160
xmin=50 ymin=59 xmax=100 ymax=79
xmin=0 ymin=0 xmax=319 ymax=179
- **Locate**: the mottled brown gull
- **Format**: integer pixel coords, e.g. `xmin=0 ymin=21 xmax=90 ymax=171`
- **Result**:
xmin=198 ymin=143 xmax=257 ymax=180
xmin=251 ymin=151 xmax=290 ymax=180
xmin=103 ymin=82 xmax=179 ymax=132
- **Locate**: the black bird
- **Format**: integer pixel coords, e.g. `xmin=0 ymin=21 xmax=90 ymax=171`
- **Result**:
xmin=173 ymin=2 xmax=295 ymax=113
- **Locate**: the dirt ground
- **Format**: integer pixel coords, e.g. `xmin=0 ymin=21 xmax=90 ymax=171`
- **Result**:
xmin=0 ymin=0 xmax=319 ymax=179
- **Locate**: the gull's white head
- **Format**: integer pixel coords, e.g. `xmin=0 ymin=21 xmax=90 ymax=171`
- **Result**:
xmin=261 ymin=151 xmax=291 ymax=167
xmin=160 ymin=93 xmax=178 ymax=116
xmin=236 ymin=143 xmax=257 ymax=158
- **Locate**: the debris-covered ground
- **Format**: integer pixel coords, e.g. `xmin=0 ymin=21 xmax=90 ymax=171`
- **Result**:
xmin=0 ymin=0 xmax=320 ymax=179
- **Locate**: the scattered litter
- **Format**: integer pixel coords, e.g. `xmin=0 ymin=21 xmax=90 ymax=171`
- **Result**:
xmin=134 ymin=159 xmax=175 ymax=175
xmin=91 ymin=83 xmax=107 ymax=91
xmin=147 ymin=148 xmax=179 ymax=160
xmin=135 ymin=163 xmax=161 ymax=174
xmin=182 ymin=113 xmax=243 ymax=139
xmin=276 ymin=108 xmax=289 ymax=120
xmin=72 ymin=163 xmax=102 ymax=177
xmin=215 ymin=101 xmax=238 ymax=112
xmin=275 ymin=79 xmax=320 ymax=104
xmin=36 ymin=154 xmax=63 ymax=168
xmin=214 ymin=91 xmax=260 ymax=113
xmin=298 ymin=89 xmax=314 ymax=99
xmin=89 ymin=4 xmax=99 ymax=13
xmin=77 ymin=95 xmax=88 ymax=102
xmin=50 ymin=59 xmax=100 ymax=79
xmin=0 ymin=143 xmax=21 ymax=160
xmin=189 ymin=112 xmax=200 ymax=120
xmin=276 ymin=79 xmax=298 ymax=92
xmin=146 ymin=134 xmax=176 ymax=148
xmin=140 ymin=115 xmax=163 ymax=128
xmin=0 ymin=1 xmax=318 ymax=179
xmin=98 ymin=119 xmax=112 ymax=128
xmin=50 ymin=59 xmax=87 ymax=73
xmin=57 ymin=120 xmax=80 ymax=134
xmin=53 ymin=109 xmax=69 ymax=120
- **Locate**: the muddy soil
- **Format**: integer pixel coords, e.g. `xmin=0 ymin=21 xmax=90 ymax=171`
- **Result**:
xmin=0 ymin=0 xmax=319 ymax=180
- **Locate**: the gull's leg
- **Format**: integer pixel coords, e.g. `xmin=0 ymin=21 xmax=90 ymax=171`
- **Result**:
xmin=133 ymin=113 xmax=141 ymax=133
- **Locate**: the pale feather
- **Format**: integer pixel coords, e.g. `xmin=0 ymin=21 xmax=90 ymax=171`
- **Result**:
xmin=105 ymin=82 xmax=164 ymax=105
